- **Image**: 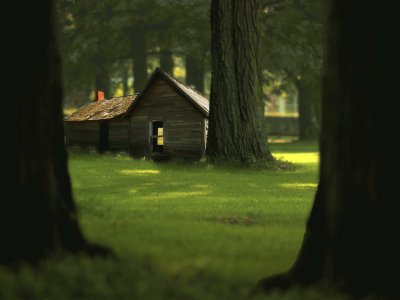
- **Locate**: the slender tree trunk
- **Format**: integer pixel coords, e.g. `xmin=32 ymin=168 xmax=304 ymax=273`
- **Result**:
xmin=160 ymin=49 xmax=174 ymax=76
xmin=95 ymin=69 xmax=110 ymax=99
xmin=1 ymin=0 xmax=108 ymax=265
xmin=296 ymin=79 xmax=314 ymax=140
xmin=131 ymin=29 xmax=147 ymax=93
xmin=186 ymin=54 xmax=205 ymax=93
xmin=207 ymin=0 xmax=271 ymax=164
xmin=254 ymin=1 xmax=398 ymax=298
xmin=122 ymin=64 xmax=129 ymax=96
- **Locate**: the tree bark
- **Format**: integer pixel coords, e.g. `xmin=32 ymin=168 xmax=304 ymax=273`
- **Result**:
xmin=131 ymin=29 xmax=147 ymax=93
xmin=160 ymin=49 xmax=174 ymax=76
xmin=1 ymin=0 xmax=108 ymax=264
xmin=207 ymin=0 xmax=271 ymax=164
xmin=254 ymin=1 xmax=399 ymax=298
xmin=186 ymin=54 xmax=205 ymax=93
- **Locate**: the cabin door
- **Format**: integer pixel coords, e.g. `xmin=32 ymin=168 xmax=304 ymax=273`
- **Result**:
xmin=99 ymin=122 xmax=109 ymax=152
xmin=150 ymin=121 xmax=164 ymax=153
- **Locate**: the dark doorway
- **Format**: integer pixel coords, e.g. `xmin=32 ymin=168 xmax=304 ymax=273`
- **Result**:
xmin=99 ymin=122 xmax=109 ymax=152
xmin=150 ymin=121 xmax=164 ymax=153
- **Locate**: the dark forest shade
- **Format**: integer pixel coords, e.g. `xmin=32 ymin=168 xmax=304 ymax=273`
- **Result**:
xmin=254 ymin=1 xmax=399 ymax=298
xmin=1 ymin=0 xmax=109 ymax=264
xmin=186 ymin=55 xmax=205 ymax=93
xmin=131 ymin=28 xmax=148 ymax=93
xmin=65 ymin=68 xmax=209 ymax=160
xmin=207 ymin=0 xmax=271 ymax=163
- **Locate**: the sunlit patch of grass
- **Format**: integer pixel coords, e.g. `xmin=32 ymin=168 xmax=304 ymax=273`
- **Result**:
xmin=274 ymin=152 xmax=319 ymax=164
xmin=141 ymin=191 xmax=209 ymax=201
xmin=281 ymin=183 xmax=318 ymax=189
xmin=119 ymin=169 xmax=161 ymax=175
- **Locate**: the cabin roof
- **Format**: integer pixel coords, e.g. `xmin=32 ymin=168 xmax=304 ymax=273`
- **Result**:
xmin=65 ymin=95 xmax=136 ymax=122
xmin=124 ymin=68 xmax=209 ymax=117
xmin=157 ymin=69 xmax=209 ymax=116
xmin=65 ymin=68 xmax=209 ymax=122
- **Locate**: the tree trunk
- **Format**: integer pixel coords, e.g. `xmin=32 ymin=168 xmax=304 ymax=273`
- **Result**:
xmin=254 ymin=1 xmax=399 ymax=298
xmin=207 ymin=0 xmax=271 ymax=164
xmin=122 ymin=64 xmax=129 ymax=96
xmin=1 ymin=0 xmax=108 ymax=264
xmin=160 ymin=49 xmax=174 ymax=76
xmin=296 ymin=79 xmax=315 ymax=140
xmin=131 ymin=29 xmax=147 ymax=93
xmin=186 ymin=54 xmax=205 ymax=93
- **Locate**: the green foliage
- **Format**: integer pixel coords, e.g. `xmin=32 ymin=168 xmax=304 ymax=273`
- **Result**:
xmin=0 ymin=142 xmax=329 ymax=299
xmin=261 ymin=0 xmax=326 ymax=119
xmin=56 ymin=0 xmax=210 ymax=104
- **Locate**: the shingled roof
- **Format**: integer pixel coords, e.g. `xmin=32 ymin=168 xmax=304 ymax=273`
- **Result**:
xmin=65 ymin=68 xmax=209 ymax=122
xmin=65 ymin=95 xmax=136 ymax=122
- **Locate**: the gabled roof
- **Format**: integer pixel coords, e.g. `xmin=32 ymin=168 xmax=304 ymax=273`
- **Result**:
xmin=64 ymin=68 xmax=209 ymax=123
xmin=124 ymin=68 xmax=209 ymax=117
xmin=65 ymin=95 xmax=136 ymax=122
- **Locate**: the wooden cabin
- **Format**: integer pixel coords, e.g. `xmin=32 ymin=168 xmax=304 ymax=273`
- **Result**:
xmin=65 ymin=68 xmax=209 ymax=159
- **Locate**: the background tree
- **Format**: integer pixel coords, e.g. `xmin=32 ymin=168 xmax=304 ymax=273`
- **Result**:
xmin=207 ymin=0 xmax=272 ymax=164
xmin=1 ymin=0 xmax=107 ymax=264
xmin=261 ymin=0 xmax=325 ymax=139
xmin=254 ymin=0 xmax=399 ymax=298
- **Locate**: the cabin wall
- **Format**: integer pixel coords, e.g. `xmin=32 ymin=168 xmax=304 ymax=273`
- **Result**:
xmin=66 ymin=122 xmax=99 ymax=148
xmin=108 ymin=120 xmax=129 ymax=150
xmin=129 ymin=78 xmax=205 ymax=158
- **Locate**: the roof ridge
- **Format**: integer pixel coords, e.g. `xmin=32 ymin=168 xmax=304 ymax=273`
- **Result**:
xmin=160 ymin=69 xmax=209 ymax=100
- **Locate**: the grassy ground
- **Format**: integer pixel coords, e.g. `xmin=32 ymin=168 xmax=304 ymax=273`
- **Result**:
xmin=0 ymin=141 xmax=329 ymax=300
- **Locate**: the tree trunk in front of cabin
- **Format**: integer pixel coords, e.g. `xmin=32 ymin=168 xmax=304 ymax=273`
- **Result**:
xmin=207 ymin=0 xmax=271 ymax=164
xmin=131 ymin=29 xmax=147 ymax=93
xmin=0 ymin=0 xmax=109 ymax=265
xmin=186 ymin=54 xmax=205 ymax=93
xmin=254 ymin=1 xmax=399 ymax=298
xmin=160 ymin=49 xmax=174 ymax=76
xmin=296 ymin=79 xmax=315 ymax=140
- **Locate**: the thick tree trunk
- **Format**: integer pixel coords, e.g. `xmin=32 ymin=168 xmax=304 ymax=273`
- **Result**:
xmin=207 ymin=0 xmax=271 ymax=163
xmin=296 ymin=79 xmax=315 ymax=140
xmin=186 ymin=54 xmax=205 ymax=93
xmin=254 ymin=1 xmax=399 ymax=298
xmin=1 ymin=0 xmax=108 ymax=264
xmin=160 ymin=49 xmax=174 ymax=76
xmin=131 ymin=29 xmax=147 ymax=93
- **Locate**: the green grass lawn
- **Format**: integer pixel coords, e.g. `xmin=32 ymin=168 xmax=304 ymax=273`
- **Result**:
xmin=0 ymin=141 xmax=327 ymax=300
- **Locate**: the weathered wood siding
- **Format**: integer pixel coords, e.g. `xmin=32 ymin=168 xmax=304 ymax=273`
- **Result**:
xmin=129 ymin=78 xmax=206 ymax=158
xmin=66 ymin=122 xmax=99 ymax=147
xmin=108 ymin=120 xmax=129 ymax=150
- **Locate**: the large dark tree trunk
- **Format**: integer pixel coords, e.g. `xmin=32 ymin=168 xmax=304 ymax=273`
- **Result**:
xmin=254 ymin=1 xmax=399 ymax=298
xmin=160 ymin=49 xmax=174 ymax=76
xmin=207 ymin=0 xmax=271 ymax=163
xmin=186 ymin=54 xmax=205 ymax=93
xmin=131 ymin=29 xmax=147 ymax=93
xmin=1 ymin=0 xmax=107 ymax=264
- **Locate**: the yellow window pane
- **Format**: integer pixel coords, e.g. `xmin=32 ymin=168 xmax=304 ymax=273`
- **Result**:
xmin=157 ymin=136 xmax=164 ymax=145
xmin=158 ymin=128 xmax=163 ymax=136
